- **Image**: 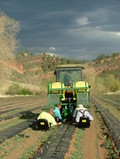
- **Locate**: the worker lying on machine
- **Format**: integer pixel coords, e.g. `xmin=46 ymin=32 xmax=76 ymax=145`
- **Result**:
xmin=73 ymin=104 xmax=93 ymax=128
xmin=37 ymin=108 xmax=62 ymax=130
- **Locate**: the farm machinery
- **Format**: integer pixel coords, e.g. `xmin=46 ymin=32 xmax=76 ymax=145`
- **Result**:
xmin=47 ymin=64 xmax=90 ymax=121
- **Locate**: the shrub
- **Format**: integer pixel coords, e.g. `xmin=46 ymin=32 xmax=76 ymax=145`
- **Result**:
xmin=103 ymin=75 xmax=120 ymax=92
xmin=6 ymin=83 xmax=33 ymax=95
xmin=109 ymin=79 xmax=120 ymax=92
xmin=6 ymin=83 xmax=20 ymax=95
xmin=18 ymin=88 xmax=33 ymax=95
xmin=93 ymin=75 xmax=120 ymax=93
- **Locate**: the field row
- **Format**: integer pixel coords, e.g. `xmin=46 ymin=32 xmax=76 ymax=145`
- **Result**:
xmin=0 ymin=95 xmax=119 ymax=158
xmin=92 ymin=97 xmax=120 ymax=150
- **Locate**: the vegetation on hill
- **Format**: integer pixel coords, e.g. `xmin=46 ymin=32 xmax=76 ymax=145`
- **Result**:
xmin=0 ymin=10 xmax=20 ymax=88
xmin=93 ymin=52 xmax=120 ymax=62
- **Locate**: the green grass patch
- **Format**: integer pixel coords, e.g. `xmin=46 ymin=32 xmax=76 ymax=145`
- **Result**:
xmin=6 ymin=83 xmax=33 ymax=95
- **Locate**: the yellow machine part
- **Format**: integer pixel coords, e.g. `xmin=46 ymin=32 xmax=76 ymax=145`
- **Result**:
xmin=51 ymin=82 xmax=64 ymax=88
xmin=48 ymin=82 xmax=65 ymax=100
xmin=49 ymin=82 xmax=64 ymax=91
xmin=73 ymin=81 xmax=89 ymax=97
xmin=73 ymin=81 xmax=90 ymax=106
xmin=74 ymin=81 xmax=89 ymax=90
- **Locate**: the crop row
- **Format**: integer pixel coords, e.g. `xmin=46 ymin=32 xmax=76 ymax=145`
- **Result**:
xmin=33 ymin=124 xmax=75 ymax=159
xmin=0 ymin=96 xmax=47 ymax=144
xmin=96 ymin=95 xmax=120 ymax=111
xmin=92 ymin=97 xmax=120 ymax=149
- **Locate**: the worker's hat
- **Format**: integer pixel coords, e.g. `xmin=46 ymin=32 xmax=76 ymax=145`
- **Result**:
xmin=77 ymin=104 xmax=87 ymax=110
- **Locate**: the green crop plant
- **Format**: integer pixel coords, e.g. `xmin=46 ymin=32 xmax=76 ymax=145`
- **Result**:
xmin=11 ymin=134 xmax=23 ymax=149
xmin=0 ymin=144 xmax=9 ymax=156
xmin=95 ymin=110 xmax=101 ymax=121
xmin=105 ymin=139 xmax=112 ymax=149
xmin=100 ymin=124 xmax=108 ymax=136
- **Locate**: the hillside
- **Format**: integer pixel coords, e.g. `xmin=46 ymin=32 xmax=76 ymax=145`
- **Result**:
xmin=1 ymin=53 xmax=120 ymax=95
xmin=83 ymin=53 xmax=120 ymax=94
xmin=91 ymin=54 xmax=120 ymax=79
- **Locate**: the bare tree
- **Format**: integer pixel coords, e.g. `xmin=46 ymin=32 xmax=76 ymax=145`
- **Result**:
xmin=0 ymin=10 xmax=20 ymax=84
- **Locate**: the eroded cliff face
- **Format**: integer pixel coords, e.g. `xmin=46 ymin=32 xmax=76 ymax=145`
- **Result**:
xmin=0 ymin=60 xmax=24 ymax=74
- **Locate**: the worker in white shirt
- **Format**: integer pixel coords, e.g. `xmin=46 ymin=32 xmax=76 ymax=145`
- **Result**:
xmin=73 ymin=104 xmax=93 ymax=123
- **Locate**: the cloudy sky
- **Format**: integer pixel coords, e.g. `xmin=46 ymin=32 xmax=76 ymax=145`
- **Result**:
xmin=1 ymin=0 xmax=120 ymax=60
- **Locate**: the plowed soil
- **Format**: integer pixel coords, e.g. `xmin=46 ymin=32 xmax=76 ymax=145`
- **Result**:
xmin=0 ymin=96 xmax=109 ymax=159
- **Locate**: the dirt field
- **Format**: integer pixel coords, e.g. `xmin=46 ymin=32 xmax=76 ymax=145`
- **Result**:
xmin=0 ymin=95 xmax=119 ymax=159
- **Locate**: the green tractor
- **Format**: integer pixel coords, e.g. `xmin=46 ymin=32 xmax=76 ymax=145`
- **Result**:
xmin=47 ymin=64 xmax=90 ymax=121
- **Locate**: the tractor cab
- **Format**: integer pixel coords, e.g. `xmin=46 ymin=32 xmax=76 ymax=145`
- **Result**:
xmin=55 ymin=66 xmax=83 ymax=85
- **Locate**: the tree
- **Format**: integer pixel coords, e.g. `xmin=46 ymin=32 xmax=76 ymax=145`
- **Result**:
xmin=0 ymin=10 xmax=20 ymax=83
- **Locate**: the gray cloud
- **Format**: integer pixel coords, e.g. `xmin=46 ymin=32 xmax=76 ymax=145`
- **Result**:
xmin=1 ymin=0 xmax=120 ymax=60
